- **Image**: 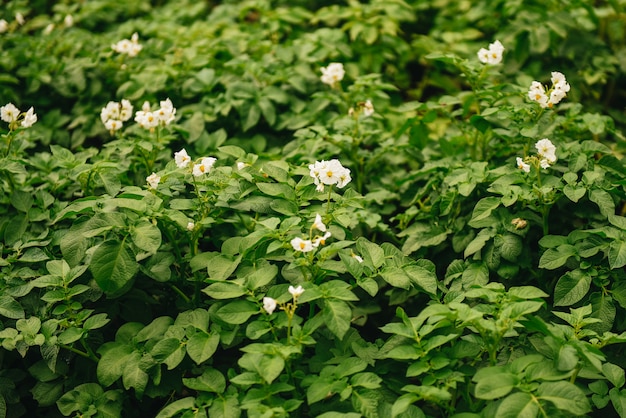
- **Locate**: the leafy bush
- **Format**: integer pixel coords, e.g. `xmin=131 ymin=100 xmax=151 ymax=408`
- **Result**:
xmin=1 ymin=0 xmax=626 ymax=417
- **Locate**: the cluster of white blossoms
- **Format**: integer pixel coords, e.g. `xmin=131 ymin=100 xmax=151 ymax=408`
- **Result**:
xmin=1 ymin=103 xmax=37 ymax=129
xmin=146 ymin=173 xmax=160 ymax=189
xmin=309 ymin=159 xmax=351 ymax=192
xmin=262 ymin=285 xmax=305 ymax=315
xmin=349 ymin=99 xmax=375 ymax=118
xmin=100 ymin=99 xmax=133 ymax=133
xmin=528 ymin=72 xmax=570 ymax=108
xmin=173 ymin=148 xmax=217 ymax=177
xmin=135 ymin=99 xmax=177 ymax=130
xmin=516 ymin=138 xmax=557 ymax=173
xmin=112 ymin=32 xmax=142 ymax=57
xmin=290 ymin=213 xmax=332 ymax=253
xmin=320 ymin=62 xmax=345 ymax=86
xmin=477 ymin=40 xmax=505 ymax=65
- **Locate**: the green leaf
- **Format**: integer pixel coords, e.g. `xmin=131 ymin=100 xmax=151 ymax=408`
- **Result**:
xmin=468 ymin=197 xmax=500 ymax=227
xmin=131 ymin=221 xmax=162 ymax=254
xmin=257 ymin=183 xmax=296 ymax=200
xmin=351 ymin=372 xmax=382 ymax=389
xmin=83 ymin=313 xmax=110 ymax=331
xmin=202 ymin=281 xmax=246 ymax=299
xmin=90 ymin=240 xmax=139 ymax=295
xmin=556 ymin=344 xmax=578 ymax=372
xmin=603 ymin=363 xmax=625 ymax=389
xmin=10 ymin=190 xmax=33 ymax=212
xmin=499 ymin=234 xmax=523 ymax=262
xmin=404 ymin=265 xmax=438 ymax=295
xmin=553 ymin=270 xmax=592 ymax=306
xmin=238 ymin=352 xmax=284 ymax=384
xmin=356 ymin=237 xmax=385 ymax=269
xmin=474 ymin=369 xmax=518 ymax=400
xmin=183 ymin=368 xmax=226 ymax=393
xmin=537 ymin=381 xmax=591 ymax=415
xmin=0 ymin=295 xmax=25 ymax=319
xmin=589 ymin=189 xmax=615 ymax=218
xmin=122 ymin=352 xmax=149 ymax=397
xmin=608 ymin=240 xmax=626 ymax=269
xmin=322 ymin=299 xmax=352 ymax=340
xmin=186 ymin=331 xmax=219 ymax=364
xmin=155 ymin=397 xmax=195 ymax=418
xmin=495 ymin=392 xmax=539 ymax=418
xmin=208 ymin=395 xmax=241 ymax=418
xmin=215 ymin=300 xmax=258 ymax=324
xmin=609 ymin=388 xmax=626 ymax=417
xmin=563 ymin=184 xmax=586 ymax=203
xmin=307 ymin=377 xmax=336 ymax=404
xmin=97 ymin=343 xmax=133 ymax=387
xmin=380 ymin=267 xmax=411 ymax=289
xmin=538 ymin=245 xmax=577 ymax=270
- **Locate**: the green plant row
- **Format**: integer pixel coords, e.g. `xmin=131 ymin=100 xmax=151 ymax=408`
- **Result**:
xmin=1 ymin=0 xmax=626 ymax=417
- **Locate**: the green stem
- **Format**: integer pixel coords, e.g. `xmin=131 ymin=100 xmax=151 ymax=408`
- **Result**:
xmin=60 ymin=344 xmax=98 ymax=362
xmin=171 ymin=284 xmax=191 ymax=304
xmin=325 ymin=185 xmax=333 ymax=216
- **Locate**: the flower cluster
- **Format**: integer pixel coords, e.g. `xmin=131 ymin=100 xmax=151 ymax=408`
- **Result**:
xmin=135 ymin=99 xmax=177 ymax=130
xmin=112 ymin=32 xmax=142 ymax=57
xmin=516 ymin=138 xmax=557 ymax=173
xmin=349 ymin=100 xmax=375 ymax=118
xmin=146 ymin=173 xmax=160 ymax=189
xmin=262 ymin=285 xmax=305 ymax=315
xmin=100 ymin=100 xmax=133 ymax=133
xmin=309 ymin=159 xmax=351 ymax=192
xmin=528 ymin=72 xmax=570 ymax=108
xmin=320 ymin=62 xmax=345 ymax=86
xmin=174 ymin=148 xmax=217 ymax=177
xmin=1 ymin=103 xmax=37 ymax=129
xmin=477 ymin=40 xmax=505 ymax=65
xmin=290 ymin=213 xmax=332 ymax=253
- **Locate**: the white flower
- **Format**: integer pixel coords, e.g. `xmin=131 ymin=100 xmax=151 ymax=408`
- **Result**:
xmin=64 ymin=15 xmax=74 ymax=28
xmin=529 ymin=72 xmax=570 ymax=108
xmin=101 ymin=101 xmax=120 ymax=124
xmin=43 ymin=24 xmax=55 ymax=35
xmin=146 ymin=172 xmax=160 ymax=189
xmin=309 ymin=159 xmax=351 ymax=192
xmin=1 ymin=103 xmax=20 ymax=123
xmin=351 ymin=253 xmax=364 ymax=263
xmin=312 ymin=231 xmax=332 ymax=247
xmin=15 ymin=13 xmax=24 ymax=26
xmin=516 ymin=157 xmax=530 ymax=173
xmin=156 ymin=98 xmax=176 ymax=125
xmin=312 ymin=213 xmax=327 ymax=232
xmin=174 ymin=149 xmax=191 ymax=168
xmin=104 ymin=119 xmax=123 ymax=132
xmin=186 ymin=222 xmax=195 ymax=231
xmin=192 ymin=157 xmax=217 ymax=176
xmin=290 ymin=237 xmax=315 ymax=253
xmin=528 ymin=81 xmax=549 ymax=108
xmin=477 ymin=40 xmax=504 ymax=65
xmin=119 ymin=99 xmax=133 ymax=121
xmin=236 ymin=162 xmax=247 ymax=170
xmin=21 ymin=107 xmax=37 ymax=128
xmin=112 ymin=32 xmax=142 ymax=57
xmin=551 ymin=71 xmax=570 ymax=92
xmin=539 ymin=159 xmax=551 ymax=169
xmin=0 ymin=19 xmax=8 ymax=33
xmin=135 ymin=110 xmax=158 ymax=129
xmin=288 ymin=285 xmax=305 ymax=298
xmin=263 ymin=297 xmax=277 ymax=314
xmin=362 ymin=100 xmax=374 ymax=117
xmin=535 ymin=138 xmax=557 ymax=163
xmin=320 ymin=62 xmax=345 ymax=86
